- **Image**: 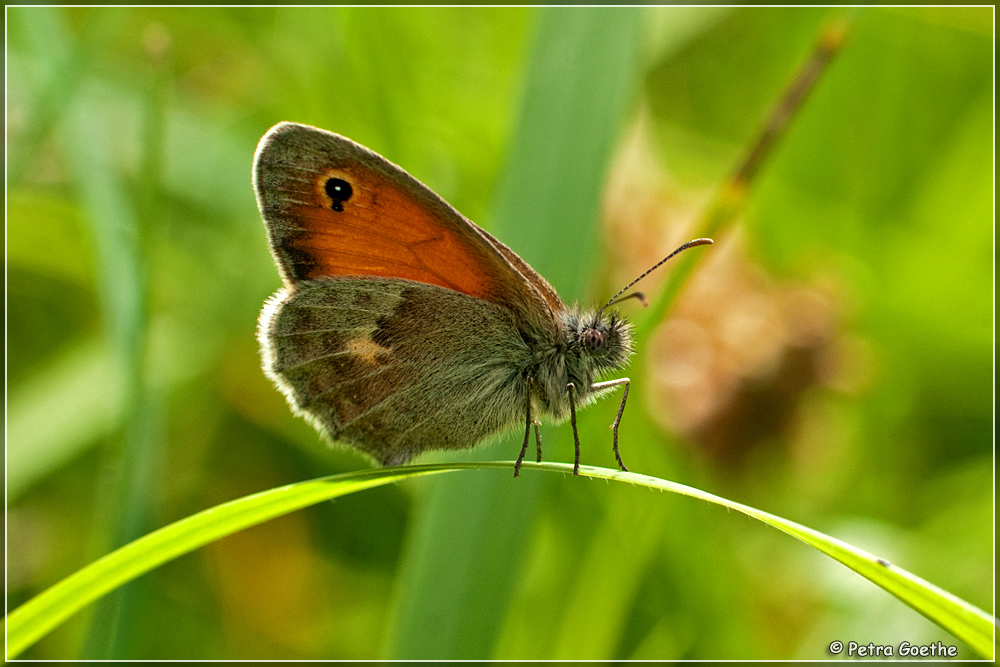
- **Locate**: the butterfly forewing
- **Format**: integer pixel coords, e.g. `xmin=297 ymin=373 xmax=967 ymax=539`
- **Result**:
xmin=253 ymin=123 xmax=559 ymax=328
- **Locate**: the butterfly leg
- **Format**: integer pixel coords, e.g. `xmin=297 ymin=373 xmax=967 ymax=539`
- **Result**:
xmin=591 ymin=378 xmax=631 ymax=472
xmin=514 ymin=397 xmax=532 ymax=477
xmin=567 ymin=382 xmax=581 ymax=475
xmin=534 ymin=420 xmax=543 ymax=463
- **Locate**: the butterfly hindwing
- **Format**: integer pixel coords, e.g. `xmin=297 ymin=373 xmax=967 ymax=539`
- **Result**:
xmin=259 ymin=277 xmax=533 ymax=465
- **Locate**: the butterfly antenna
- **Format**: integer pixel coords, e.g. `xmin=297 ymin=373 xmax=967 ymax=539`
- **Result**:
xmin=600 ymin=238 xmax=714 ymax=316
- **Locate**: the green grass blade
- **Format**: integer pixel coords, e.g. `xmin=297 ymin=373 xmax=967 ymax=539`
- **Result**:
xmin=566 ymin=464 xmax=996 ymax=660
xmin=4 ymin=465 xmax=458 ymax=660
xmin=5 ymin=462 xmax=993 ymax=659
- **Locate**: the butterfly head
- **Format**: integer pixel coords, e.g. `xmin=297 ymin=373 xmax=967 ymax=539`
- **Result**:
xmin=570 ymin=309 xmax=633 ymax=373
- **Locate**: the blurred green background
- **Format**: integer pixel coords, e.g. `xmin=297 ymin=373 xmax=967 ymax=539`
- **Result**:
xmin=6 ymin=6 xmax=992 ymax=660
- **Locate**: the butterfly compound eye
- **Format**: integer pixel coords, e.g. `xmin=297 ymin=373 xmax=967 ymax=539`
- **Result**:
xmin=324 ymin=178 xmax=353 ymax=212
xmin=583 ymin=328 xmax=604 ymax=352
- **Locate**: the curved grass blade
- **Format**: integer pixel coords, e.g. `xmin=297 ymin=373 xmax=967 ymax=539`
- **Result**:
xmin=5 ymin=465 xmax=459 ymax=659
xmin=5 ymin=462 xmax=994 ymax=659
xmin=569 ymin=464 xmax=995 ymax=660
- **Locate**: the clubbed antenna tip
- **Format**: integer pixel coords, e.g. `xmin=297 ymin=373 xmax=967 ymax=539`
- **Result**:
xmin=600 ymin=238 xmax=714 ymax=316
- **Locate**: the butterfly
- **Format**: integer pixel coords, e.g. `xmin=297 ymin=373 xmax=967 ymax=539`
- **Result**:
xmin=254 ymin=122 xmax=711 ymax=476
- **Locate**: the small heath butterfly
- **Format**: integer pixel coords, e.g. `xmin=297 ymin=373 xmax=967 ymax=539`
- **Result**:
xmin=254 ymin=122 xmax=711 ymax=476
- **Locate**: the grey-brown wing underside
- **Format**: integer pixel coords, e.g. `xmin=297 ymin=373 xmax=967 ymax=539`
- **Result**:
xmin=259 ymin=277 xmax=532 ymax=466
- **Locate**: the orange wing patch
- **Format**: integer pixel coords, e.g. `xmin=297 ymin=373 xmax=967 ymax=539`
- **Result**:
xmin=284 ymin=166 xmax=495 ymax=300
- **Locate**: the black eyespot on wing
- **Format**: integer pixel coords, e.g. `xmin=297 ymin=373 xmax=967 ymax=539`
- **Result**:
xmin=325 ymin=178 xmax=353 ymax=212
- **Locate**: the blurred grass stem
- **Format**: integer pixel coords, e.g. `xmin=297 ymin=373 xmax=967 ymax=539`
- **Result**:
xmin=636 ymin=17 xmax=850 ymax=345
xmin=383 ymin=8 xmax=643 ymax=659
xmin=65 ymin=20 xmax=173 ymax=661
